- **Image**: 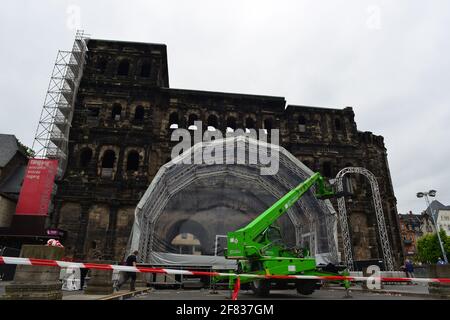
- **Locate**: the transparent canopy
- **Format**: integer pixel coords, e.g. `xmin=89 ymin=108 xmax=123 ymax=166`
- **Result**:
xmin=128 ymin=136 xmax=339 ymax=267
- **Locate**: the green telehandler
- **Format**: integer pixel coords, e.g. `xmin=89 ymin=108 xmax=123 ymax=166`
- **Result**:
xmin=223 ymin=172 xmax=350 ymax=296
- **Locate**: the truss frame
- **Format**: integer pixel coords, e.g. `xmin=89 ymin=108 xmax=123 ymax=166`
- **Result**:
xmin=335 ymin=167 xmax=395 ymax=271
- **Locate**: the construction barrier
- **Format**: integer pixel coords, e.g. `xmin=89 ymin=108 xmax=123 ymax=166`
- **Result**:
xmin=2 ymin=256 xmax=450 ymax=300
xmin=3 ymin=256 xmax=450 ymax=283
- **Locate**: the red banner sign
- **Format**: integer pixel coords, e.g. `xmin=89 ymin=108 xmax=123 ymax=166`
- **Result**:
xmin=15 ymin=159 xmax=58 ymax=216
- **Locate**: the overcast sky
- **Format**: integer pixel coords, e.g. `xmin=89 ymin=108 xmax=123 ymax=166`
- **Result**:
xmin=0 ymin=0 xmax=449 ymax=214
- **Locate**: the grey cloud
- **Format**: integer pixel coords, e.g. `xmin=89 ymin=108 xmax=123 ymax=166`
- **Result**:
xmin=0 ymin=0 xmax=449 ymax=214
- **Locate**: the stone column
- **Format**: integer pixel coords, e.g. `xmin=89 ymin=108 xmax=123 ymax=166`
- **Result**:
xmin=74 ymin=202 xmax=91 ymax=260
xmin=135 ymin=271 xmax=148 ymax=289
xmin=104 ymin=203 xmax=119 ymax=260
xmin=2 ymin=245 xmax=65 ymax=300
xmin=50 ymin=198 xmax=63 ymax=229
xmin=84 ymin=260 xmax=114 ymax=295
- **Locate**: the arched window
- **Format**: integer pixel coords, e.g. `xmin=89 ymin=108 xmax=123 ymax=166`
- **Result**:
xmin=335 ymin=118 xmax=342 ymax=131
xmin=134 ymin=106 xmax=144 ymax=121
xmin=79 ymin=148 xmax=93 ymax=168
xmin=188 ymin=114 xmax=199 ymax=130
xmin=322 ymin=162 xmax=332 ymax=178
xmin=344 ymin=162 xmax=355 ymax=194
xmin=117 ymin=59 xmax=130 ymax=76
xmin=126 ymin=151 xmax=140 ymax=171
xmin=226 ymin=117 xmax=237 ymax=132
xmin=112 ymin=104 xmax=122 ymax=120
xmin=169 ymin=112 xmax=179 ymax=129
xmin=207 ymin=114 xmax=218 ymax=131
xmin=264 ymin=118 xmax=273 ymax=131
xmin=140 ymin=60 xmax=151 ymax=77
xmin=102 ymin=150 xmax=116 ymax=168
xmin=245 ymin=117 xmax=255 ymax=129
xmin=96 ymin=57 xmax=108 ymax=74
xmin=298 ymin=116 xmax=306 ymax=132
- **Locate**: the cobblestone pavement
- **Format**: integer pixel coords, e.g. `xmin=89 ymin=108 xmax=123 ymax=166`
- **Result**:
xmin=0 ymin=281 xmax=438 ymax=300
xmin=130 ymin=288 xmax=433 ymax=300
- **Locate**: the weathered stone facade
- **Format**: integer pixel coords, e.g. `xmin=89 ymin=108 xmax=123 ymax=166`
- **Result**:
xmin=0 ymin=134 xmax=29 ymax=232
xmin=51 ymin=39 xmax=403 ymax=267
xmin=0 ymin=195 xmax=16 ymax=228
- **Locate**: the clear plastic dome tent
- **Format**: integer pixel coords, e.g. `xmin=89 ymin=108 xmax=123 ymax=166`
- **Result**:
xmin=128 ymin=135 xmax=339 ymax=268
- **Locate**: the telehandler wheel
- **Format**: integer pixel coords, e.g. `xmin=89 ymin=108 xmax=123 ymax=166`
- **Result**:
xmin=250 ymin=279 xmax=271 ymax=297
xmin=296 ymin=280 xmax=318 ymax=295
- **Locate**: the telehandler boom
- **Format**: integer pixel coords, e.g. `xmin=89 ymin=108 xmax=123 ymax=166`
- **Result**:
xmin=224 ymin=172 xmax=348 ymax=296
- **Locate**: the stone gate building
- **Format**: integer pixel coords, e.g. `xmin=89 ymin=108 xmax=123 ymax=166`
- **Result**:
xmin=50 ymin=38 xmax=403 ymax=267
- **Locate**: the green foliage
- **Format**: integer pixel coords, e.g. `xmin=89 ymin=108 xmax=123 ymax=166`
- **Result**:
xmin=416 ymin=230 xmax=450 ymax=263
xmin=17 ymin=139 xmax=35 ymax=158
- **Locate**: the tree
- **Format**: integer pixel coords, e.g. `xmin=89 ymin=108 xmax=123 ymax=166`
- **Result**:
xmin=17 ymin=139 xmax=35 ymax=158
xmin=416 ymin=230 xmax=450 ymax=264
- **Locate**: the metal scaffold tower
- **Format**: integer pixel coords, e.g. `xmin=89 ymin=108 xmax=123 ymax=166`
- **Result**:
xmin=32 ymin=30 xmax=90 ymax=179
xmin=335 ymin=167 xmax=395 ymax=271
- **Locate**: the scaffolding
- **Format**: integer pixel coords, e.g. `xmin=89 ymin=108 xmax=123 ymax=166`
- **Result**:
xmin=335 ymin=167 xmax=395 ymax=271
xmin=129 ymin=136 xmax=340 ymax=266
xmin=32 ymin=30 xmax=90 ymax=179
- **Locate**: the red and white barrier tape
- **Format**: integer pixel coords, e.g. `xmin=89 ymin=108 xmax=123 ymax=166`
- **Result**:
xmin=1 ymin=256 xmax=450 ymax=284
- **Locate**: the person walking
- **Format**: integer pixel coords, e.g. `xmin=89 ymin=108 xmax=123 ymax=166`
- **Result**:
xmin=404 ymin=259 xmax=415 ymax=279
xmin=115 ymin=250 xmax=139 ymax=292
xmin=437 ymin=257 xmax=446 ymax=265
xmin=79 ymin=268 xmax=89 ymax=291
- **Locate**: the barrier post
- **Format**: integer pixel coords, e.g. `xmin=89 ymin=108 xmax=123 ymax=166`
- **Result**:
xmin=134 ymin=271 xmax=147 ymax=290
xmin=428 ymin=264 xmax=450 ymax=298
xmin=84 ymin=260 xmax=114 ymax=295
xmin=2 ymin=245 xmax=64 ymax=300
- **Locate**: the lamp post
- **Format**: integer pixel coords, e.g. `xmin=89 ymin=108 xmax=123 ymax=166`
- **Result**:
xmin=416 ymin=190 xmax=448 ymax=264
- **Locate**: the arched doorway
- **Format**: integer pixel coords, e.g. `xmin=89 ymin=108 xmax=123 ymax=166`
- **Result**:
xmin=166 ymin=220 xmax=207 ymax=255
xmin=129 ymin=136 xmax=339 ymax=265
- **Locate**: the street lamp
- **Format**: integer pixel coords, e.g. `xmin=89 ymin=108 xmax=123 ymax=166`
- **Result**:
xmin=416 ymin=190 xmax=448 ymax=264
